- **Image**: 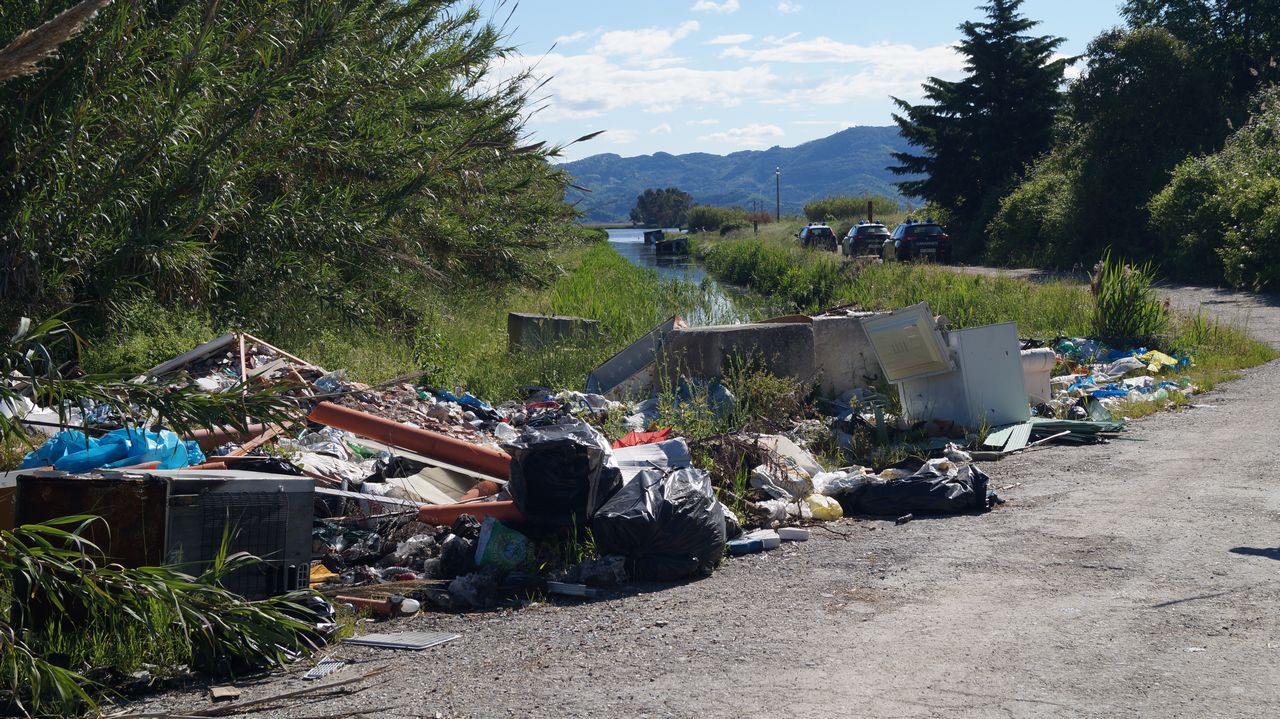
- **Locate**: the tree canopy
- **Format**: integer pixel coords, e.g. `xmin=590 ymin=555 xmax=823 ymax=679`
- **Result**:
xmin=889 ymin=0 xmax=1069 ymax=255
xmin=0 ymin=1 xmax=579 ymax=332
xmin=630 ymin=187 xmax=693 ymax=228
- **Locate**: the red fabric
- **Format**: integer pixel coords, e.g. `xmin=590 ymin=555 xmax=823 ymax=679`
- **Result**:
xmin=611 ymin=427 xmax=673 ymax=449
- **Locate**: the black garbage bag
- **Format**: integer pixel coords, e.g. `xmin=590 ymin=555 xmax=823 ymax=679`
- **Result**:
xmin=502 ymin=420 xmax=623 ymax=526
xmin=365 ymin=455 xmax=427 ymax=483
xmin=593 ymin=468 xmax=726 ymax=582
xmin=839 ymin=459 xmax=995 ymax=517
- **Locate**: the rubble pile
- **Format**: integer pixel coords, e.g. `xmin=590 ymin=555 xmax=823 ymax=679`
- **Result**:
xmin=1 ymin=301 xmax=1207 ymax=626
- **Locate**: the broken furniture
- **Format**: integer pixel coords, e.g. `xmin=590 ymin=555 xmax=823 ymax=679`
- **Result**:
xmin=14 ymin=469 xmax=313 ymax=598
xmin=862 ymin=303 xmax=1031 ymax=430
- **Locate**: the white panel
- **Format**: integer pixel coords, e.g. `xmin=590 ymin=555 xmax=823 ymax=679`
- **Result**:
xmin=860 ymin=303 xmax=953 ymax=382
xmin=952 ymin=323 xmax=1031 ymax=428
xmin=898 ymin=322 xmax=1030 ymax=429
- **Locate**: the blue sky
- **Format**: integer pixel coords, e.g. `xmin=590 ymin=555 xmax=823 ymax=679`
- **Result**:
xmin=491 ymin=1 xmax=1126 ymax=161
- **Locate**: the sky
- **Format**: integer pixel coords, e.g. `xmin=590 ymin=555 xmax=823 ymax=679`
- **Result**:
xmin=490 ymin=0 xmax=1127 ymax=161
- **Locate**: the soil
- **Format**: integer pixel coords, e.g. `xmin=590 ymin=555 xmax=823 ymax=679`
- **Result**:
xmin=124 ymin=279 xmax=1280 ymax=719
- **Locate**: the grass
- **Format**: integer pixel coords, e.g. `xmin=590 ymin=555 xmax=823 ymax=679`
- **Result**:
xmin=78 ymin=242 xmax=750 ymax=402
xmin=697 ymin=224 xmax=1278 ymax=404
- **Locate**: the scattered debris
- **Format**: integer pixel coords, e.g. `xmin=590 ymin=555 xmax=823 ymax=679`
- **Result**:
xmin=343 ymin=631 xmax=461 ymax=651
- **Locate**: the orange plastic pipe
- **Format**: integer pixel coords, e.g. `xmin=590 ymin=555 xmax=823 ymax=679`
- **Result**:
xmin=417 ymin=500 xmax=524 ymax=526
xmin=458 ymin=480 xmax=502 ymax=501
xmin=308 ymin=401 xmax=510 ymax=480
xmin=188 ymin=461 xmax=228 ymax=471
xmin=115 ymin=461 xmax=161 ymax=470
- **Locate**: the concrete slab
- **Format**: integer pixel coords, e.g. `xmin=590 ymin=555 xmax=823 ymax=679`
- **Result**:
xmin=508 ymin=312 xmax=601 ymax=352
xmin=663 ymin=322 xmax=816 ymax=385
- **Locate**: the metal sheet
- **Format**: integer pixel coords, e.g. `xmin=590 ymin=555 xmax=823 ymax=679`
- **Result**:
xmin=344 ymin=631 xmax=460 ymax=650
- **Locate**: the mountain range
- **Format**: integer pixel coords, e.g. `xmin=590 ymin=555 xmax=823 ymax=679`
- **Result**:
xmin=559 ymin=125 xmax=915 ymax=223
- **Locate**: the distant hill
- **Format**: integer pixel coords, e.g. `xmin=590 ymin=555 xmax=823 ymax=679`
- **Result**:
xmin=560 ymin=126 xmax=916 ymax=222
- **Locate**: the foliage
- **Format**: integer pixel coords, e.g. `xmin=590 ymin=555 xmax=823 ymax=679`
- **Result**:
xmin=890 ymin=0 xmax=1069 ymax=255
xmin=803 ymin=195 xmax=900 ymax=223
xmin=0 ymin=516 xmax=323 ymax=716
xmin=1122 ymin=0 xmax=1280 ymax=123
xmin=629 ymin=187 xmax=694 ymax=228
xmin=1149 ymin=86 xmax=1280 ymax=290
xmin=686 ymin=204 xmax=746 ymax=232
xmin=0 ymin=0 xmax=579 ymax=332
xmin=1090 ymin=250 xmax=1169 ymax=340
xmin=2 ymin=316 xmax=303 ymax=444
xmin=985 ymin=27 xmax=1221 ymax=267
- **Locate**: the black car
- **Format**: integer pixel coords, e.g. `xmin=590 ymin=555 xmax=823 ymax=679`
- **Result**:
xmin=842 ymin=222 xmax=890 ymax=256
xmin=797 ymin=223 xmax=838 ymax=251
xmin=889 ymin=219 xmax=953 ymax=262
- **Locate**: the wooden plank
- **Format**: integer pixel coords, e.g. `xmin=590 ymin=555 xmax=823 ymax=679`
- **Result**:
xmin=135 ymin=333 xmax=237 ymax=380
xmin=243 ymin=332 xmax=325 ymax=371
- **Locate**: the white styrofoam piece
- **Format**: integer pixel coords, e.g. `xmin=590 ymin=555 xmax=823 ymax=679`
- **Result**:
xmin=777 ymin=527 xmax=810 ymax=542
xmin=744 ymin=529 xmax=781 ymax=549
xmin=1021 ymin=347 xmax=1056 ymax=405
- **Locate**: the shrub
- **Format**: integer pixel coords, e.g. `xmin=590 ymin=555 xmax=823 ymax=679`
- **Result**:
xmin=1090 ymin=250 xmax=1169 ymax=341
xmin=803 ymin=195 xmax=900 ymax=223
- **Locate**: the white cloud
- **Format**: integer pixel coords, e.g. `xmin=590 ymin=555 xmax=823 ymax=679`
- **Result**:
xmin=699 ymin=123 xmax=785 ymax=148
xmin=492 ymin=51 xmax=779 ymax=122
xmin=691 ymin=0 xmax=740 ymax=13
xmin=687 ymin=118 xmax=721 ymax=125
xmin=591 ymin=21 xmax=700 ymax=68
xmin=707 ymin=33 xmax=753 ymax=45
xmin=650 ymin=122 xmax=673 ymax=134
xmin=609 ymin=129 xmax=639 ymax=145
xmin=777 ymin=1 xmax=802 ymax=13
xmin=554 ymin=31 xmax=589 ymax=45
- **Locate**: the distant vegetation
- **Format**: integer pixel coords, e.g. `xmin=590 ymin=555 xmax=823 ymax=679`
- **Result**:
xmin=629 ymin=187 xmax=693 ymax=228
xmin=803 ymin=195 xmax=901 ymax=223
xmin=561 ymin=126 xmax=913 ymax=222
xmin=897 ymin=0 xmax=1280 ymax=289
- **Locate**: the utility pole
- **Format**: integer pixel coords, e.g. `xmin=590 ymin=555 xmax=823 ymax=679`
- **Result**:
xmin=775 ymin=167 xmax=780 ymax=222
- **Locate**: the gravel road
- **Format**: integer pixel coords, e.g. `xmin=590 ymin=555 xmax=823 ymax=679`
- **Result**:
xmin=127 ymin=277 xmax=1280 ymax=719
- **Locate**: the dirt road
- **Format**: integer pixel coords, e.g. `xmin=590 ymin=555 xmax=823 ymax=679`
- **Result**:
xmin=129 ymin=281 xmax=1280 ymax=719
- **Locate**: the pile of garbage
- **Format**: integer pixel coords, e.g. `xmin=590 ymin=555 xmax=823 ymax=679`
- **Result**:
xmin=1048 ymin=338 xmax=1195 ymax=412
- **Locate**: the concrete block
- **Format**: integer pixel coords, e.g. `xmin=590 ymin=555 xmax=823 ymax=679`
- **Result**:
xmin=811 ymin=313 xmax=885 ymax=397
xmin=508 ymin=312 xmax=601 ymax=352
xmin=663 ymin=323 xmax=815 ymax=385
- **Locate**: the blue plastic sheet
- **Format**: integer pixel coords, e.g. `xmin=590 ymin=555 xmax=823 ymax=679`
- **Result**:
xmin=20 ymin=428 xmax=205 ymax=472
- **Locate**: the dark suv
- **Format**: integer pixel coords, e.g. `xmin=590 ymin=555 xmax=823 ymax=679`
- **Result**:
xmin=889 ymin=219 xmax=952 ymax=262
xmin=842 ymin=222 xmax=890 ymax=257
xmin=797 ymin=224 xmax=837 ymax=251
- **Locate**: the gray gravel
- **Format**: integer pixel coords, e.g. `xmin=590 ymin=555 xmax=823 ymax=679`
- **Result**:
xmin=124 ymin=279 xmax=1280 ymax=719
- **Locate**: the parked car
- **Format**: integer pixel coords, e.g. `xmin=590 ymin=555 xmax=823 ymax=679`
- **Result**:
xmin=889 ymin=219 xmax=953 ymax=262
xmin=797 ymin=223 xmax=838 ymax=251
xmin=842 ymin=221 xmax=890 ymax=257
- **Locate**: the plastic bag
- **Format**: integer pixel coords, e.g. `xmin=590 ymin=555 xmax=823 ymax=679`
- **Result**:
xmin=592 ymin=468 xmax=726 ymax=581
xmin=502 ymin=420 xmax=623 ymax=526
xmin=23 ymin=428 xmax=202 ymax=472
xmin=839 ymin=458 xmax=995 ymax=517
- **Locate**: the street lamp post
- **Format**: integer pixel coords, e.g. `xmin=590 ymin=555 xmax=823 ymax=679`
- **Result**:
xmin=775 ymin=167 xmax=780 ymax=222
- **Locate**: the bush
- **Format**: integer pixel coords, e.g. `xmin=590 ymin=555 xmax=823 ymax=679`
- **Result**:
xmin=985 ymin=153 xmax=1082 ymax=268
xmin=804 ymin=195 xmax=900 ymax=223
xmin=1149 ymin=87 xmax=1280 ymax=289
xmin=1090 ymin=250 xmax=1169 ymax=341
xmin=0 ymin=1 xmax=578 ymax=330
xmin=686 ymin=205 xmax=746 ymax=233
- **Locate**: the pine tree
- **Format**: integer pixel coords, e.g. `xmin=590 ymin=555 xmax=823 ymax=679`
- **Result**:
xmin=890 ymin=0 xmax=1069 ymax=252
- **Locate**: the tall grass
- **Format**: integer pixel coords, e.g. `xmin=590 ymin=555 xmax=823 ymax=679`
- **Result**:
xmin=81 ymin=243 xmax=757 ymax=402
xmin=697 ymin=228 xmax=1276 ymax=382
xmin=1091 ymin=250 xmax=1170 ymax=340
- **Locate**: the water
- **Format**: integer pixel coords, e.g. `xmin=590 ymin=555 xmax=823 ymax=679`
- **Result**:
xmin=606 ymin=228 xmax=708 ymax=284
xmin=605 ymin=228 xmax=783 ymax=325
